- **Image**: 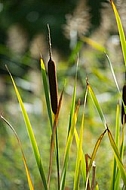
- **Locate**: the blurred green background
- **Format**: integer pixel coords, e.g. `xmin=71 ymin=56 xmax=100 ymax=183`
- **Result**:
xmin=0 ymin=0 xmax=126 ymax=189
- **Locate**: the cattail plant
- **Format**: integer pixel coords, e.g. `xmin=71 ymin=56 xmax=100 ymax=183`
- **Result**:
xmin=47 ymin=24 xmax=58 ymax=115
xmin=1 ymin=1 xmax=126 ymax=190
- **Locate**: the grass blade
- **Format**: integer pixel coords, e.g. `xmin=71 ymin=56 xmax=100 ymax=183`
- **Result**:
xmin=74 ymin=88 xmax=88 ymax=189
xmin=81 ymin=36 xmax=106 ymax=53
xmin=60 ymin=59 xmax=79 ymax=190
xmin=60 ymin=102 xmax=79 ymax=190
xmin=111 ymin=103 xmax=121 ymax=190
xmin=1 ymin=115 xmax=34 ymax=190
xmin=88 ymin=129 xmax=107 ymax=172
xmin=107 ymin=127 xmax=126 ymax=186
xmin=40 ymin=58 xmax=52 ymax=127
xmin=68 ymin=79 xmax=77 ymax=134
xmin=73 ymin=101 xmax=82 ymax=190
xmin=105 ymin=54 xmax=120 ymax=93
xmin=85 ymin=129 xmax=107 ymax=190
xmin=115 ymin=103 xmax=120 ymax=148
xmin=68 ymin=56 xmax=79 ymax=134
xmin=110 ymin=0 xmax=126 ymax=67
xmin=74 ymin=118 xmax=84 ymax=190
xmin=7 ymin=68 xmax=47 ymax=190
xmin=87 ymin=81 xmax=107 ymax=129
xmin=74 ymin=129 xmax=86 ymax=187
xmin=48 ymin=89 xmax=64 ymax=189
xmin=68 ymin=41 xmax=82 ymax=64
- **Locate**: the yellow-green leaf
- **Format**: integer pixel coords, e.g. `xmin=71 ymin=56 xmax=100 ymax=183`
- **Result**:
xmin=7 ymin=67 xmax=47 ymax=190
xmin=81 ymin=36 xmax=106 ymax=53
xmin=1 ymin=116 xmax=34 ymax=190
xmin=110 ymin=0 xmax=126 ymax=67
xmin=87 ymin=83 xmax=107 ymax=129
xmin=107 ymin=128 xmax=126 ymax=186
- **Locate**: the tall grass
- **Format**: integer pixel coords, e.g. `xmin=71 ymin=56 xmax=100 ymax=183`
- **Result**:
xmin=1 ymin=0 xmax=126 ymax=189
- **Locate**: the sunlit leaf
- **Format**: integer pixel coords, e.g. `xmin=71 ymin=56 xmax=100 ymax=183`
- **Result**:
xmin=87 ymin=82 xmax=107 ymax=129
xmin=74 ymin=88 xmax=88 ymax=189
xmin=111 ymin=103 xmax=121 ymax=190
xmin=60 ymin=102 xmax=79 ymax=190
xmin=88 ymin=129 xmax=107 ymax=171
xmin=48 ymin=89 xmax=64 ymax=188
xmin=74 ymin=101 xmax=83 ymax=190
xmin=81 ymin=36 xmax=106 ymax=53
xmin=40 ymin=58 xmax=52 ymax=127
xmin=1 ymin=115 xmax=34 ymax=190
xmin=107 ymin=128 xmax=126 ymax=186
xmin=7 ymin=67 xmax=47 ymax=190
xmin=110 ymin=0 xmax=126 ymax=67
xmin=105 ymin=54 xmax=120 ymax=92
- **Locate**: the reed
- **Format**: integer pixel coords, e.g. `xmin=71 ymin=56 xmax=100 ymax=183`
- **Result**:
xmin=1 ymin=1 xmax=126 ymax=189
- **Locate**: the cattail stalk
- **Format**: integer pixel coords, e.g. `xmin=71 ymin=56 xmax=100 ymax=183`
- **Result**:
xmin=47 ymin=24 xmax=58 ymax=115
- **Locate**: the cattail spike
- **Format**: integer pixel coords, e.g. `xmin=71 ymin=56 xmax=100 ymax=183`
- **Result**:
xmin=48 ymin=58 xmax=58 ymax=114
xmin=47 ymin=25 xmax=58 ymax=114
xmin=121 ymin=84 xmax=126 ymax=124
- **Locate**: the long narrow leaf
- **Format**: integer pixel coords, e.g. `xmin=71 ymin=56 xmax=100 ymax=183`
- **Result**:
xmin=107 ymin=127 xmax=126 ymax=186
xmin=40 ymin=58 xmax=52 ymax=127
xmin=55 ymin=89 xmax=65 ymax=190
xmin=1 ymin=115 xmax=34 ymax=190
xmin=110 ymin=0 xmax=126 ymax=67
xmin=7 ymin=68 xmax=47 ymax=190
xmin=48 ymin=89 xmax=64 ymax=189
xmin=74 ymin=88 xmax=88 ymax=189
xmin=87 ymin=82 xmax=107 ymax=129
xmin=105 ymin=54 xmax=120 ymax=93
xmin=88 ymin=129 xmax=107 ymax=171
xmin=60 ymin=60 xmax=79 ymax=190
xmin=73 ymin=101 xmax=82 ymax=190
xmin=60 ymin=102 xmax=79 ymax=190
xmin=73 ymin=116 xmax=84 ymax=190
xmin=68 ymin=70 xmax=78 ymax=133
xmin=74 ymin=129 xmax=86 ymax=185
xmin=115 ymin=103 xmax=120 ymax=147
xmin=81 ymin=36 xmax=106 ymax=53
xmin=111 ymin=103 xmax=121 ymax=190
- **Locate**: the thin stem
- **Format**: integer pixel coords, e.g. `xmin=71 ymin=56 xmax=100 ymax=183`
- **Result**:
xmin=55 ymin=129 xmax=60 ymax=190
xmin=47 ymin=24 xmax=52 ymax=59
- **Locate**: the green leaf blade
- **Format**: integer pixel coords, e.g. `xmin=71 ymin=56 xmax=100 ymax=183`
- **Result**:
xmin=107 ymin=128 xmax=126 ymax=186
xmin=1 ymin=115 xmax=34 ymax=190
xmin=9 ymin=71 xmax=47 ymax=190
xmin=60 ymin=68 xmax=78 ymax=189
xmin=111 ymin=0 xmax=126 ymax=67
xmin=40 ymin=58 xmax=52 ymax=127
xmin=87 ymin=83 xmax=107 ymax=129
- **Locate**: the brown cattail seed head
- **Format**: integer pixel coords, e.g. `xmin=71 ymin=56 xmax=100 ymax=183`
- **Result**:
xmin=121 ymin=84 xmax=126 ymax=124
xmin=48 ymin=58 xmax=58 ymax=114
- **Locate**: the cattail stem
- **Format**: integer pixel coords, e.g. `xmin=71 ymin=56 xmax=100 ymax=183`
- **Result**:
xmin=47 ymin=25 xmax=59 ymax=190
xmin=47 ymin=24 xmax=52 ymax=59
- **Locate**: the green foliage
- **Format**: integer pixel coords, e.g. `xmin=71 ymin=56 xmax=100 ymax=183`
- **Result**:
xmin=0 ymin=115 xmax=34 ymax=190
xmin=1 ymin=1 xmax=126 ymax=190
xmin=110 ymin=0 xmax=126 ymax=68
xmin=6 ymin=67 xmax=47 ymax=189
